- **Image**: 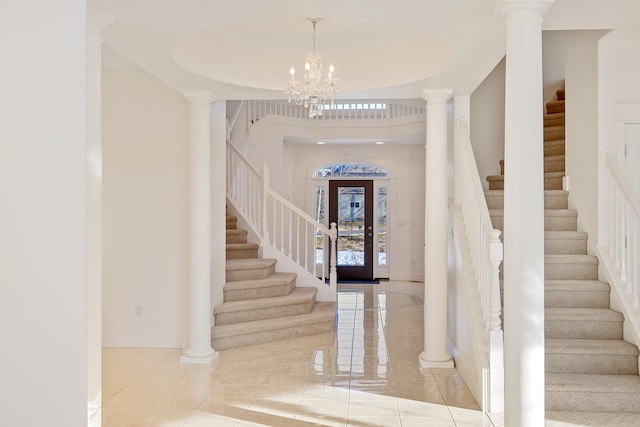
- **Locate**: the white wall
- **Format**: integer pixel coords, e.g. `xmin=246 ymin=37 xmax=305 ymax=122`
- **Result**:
xmin=565 ymin=31 xmax=603 ymax=254
xmin=102 ymin=66 xmax=189 ymax=347
xmin=470 ymin=58 xmax=506 ymax=187
xmin=543 ymin=31 xmax=567 ymax=108
xmin=0 ymin=1 xmax=88 ymax=425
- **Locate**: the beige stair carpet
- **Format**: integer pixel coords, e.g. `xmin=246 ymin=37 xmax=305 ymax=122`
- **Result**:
xmin=485 ymin=89 xmax=640 ymax=412
xmin=211 ymin=213 xmax=336 ymax=350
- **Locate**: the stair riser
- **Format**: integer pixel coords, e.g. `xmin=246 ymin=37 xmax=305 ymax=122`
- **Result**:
xmin=545 ymin=158 xmax=565 ymax=173
xmin=547 ymin=101 xmax=565 ymax=114
xmin=545 ymin=263 xmax=597 ymax=280
xmin=488 ymin=177 xmax=563 ymax=191
xmin=546 ymin=391 xmax=640 ymax=412
xmin=545 ymin=291 xmax=609 ymax=308
xmin=226 ymin=248 xmax=258 ymax=260
xmin=490 ymin=215 xmax=577 ymax=232
xmin=546 ymin=353 xmax=638 ymax=375
xmin=226 ymin=219 xmax=237 ymax=230
xmin=545 ymin=239 xmax=587 ymax=255
xmin=226 ymin=265 xmax=276 ymax=282
xmin=226 ymin=233 xmax=248 ymax=244
xmin=544 ymin=142 xmax=565 ymax=156
xmin=544 ymin=116 xmax=565 ymax=127
xmin=224 ymin=282 xmax=295 ymax=302
xmin=544 ymin=177 xmax=563 ymax=190
xmin=545 ymin=127 xmax=565 ymax=141
xmin=215 ymin=300 xmax=315 ymax=326
xmin=485 ymin=194 xmax=568 ymax=210
xmin=212 ymin=320 xmax=335 ymax=350
xmin=545 ymin=321 xmax=622 ymax=340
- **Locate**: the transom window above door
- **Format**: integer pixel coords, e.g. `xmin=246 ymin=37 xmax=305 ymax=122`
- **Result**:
xmin=312 ymin=163 xmax=389 ymax=178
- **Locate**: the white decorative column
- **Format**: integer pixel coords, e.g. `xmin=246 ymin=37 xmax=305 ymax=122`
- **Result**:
xmin=419 ymin=89 xmax=454 ymax=369
xmin=86 ymin=11 xmax=113 ymax=427
xmin=181 ymin=91 xmax=218 ymax=364
xmin=210 ymin=101 xmax=226 ymax=313
xmin=499 ymin=1 xmax=554 ymax=425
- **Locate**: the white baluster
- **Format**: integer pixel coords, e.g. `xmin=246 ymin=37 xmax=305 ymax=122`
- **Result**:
xmin=262 ymin=164 xmax=270 ymax=245
xmin=329 ymin=222 xmax=337 ymax=287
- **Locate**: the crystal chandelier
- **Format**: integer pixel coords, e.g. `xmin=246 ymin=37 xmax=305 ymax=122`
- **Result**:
xmin=285 ymin=18 xmax=339 ymax=118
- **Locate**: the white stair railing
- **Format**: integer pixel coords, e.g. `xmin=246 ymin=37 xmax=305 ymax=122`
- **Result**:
xmin=602 ymin=150 xmax=640 ymax=320
xmin=226 ymin=104 xmax=337 ymax=289
xmin=261 ymin=165 xmax=337 ymax=286
xmin=454 ymin=117 xmax=504 ymax=413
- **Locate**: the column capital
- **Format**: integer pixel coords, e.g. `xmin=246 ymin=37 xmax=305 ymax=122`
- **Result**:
xmin=87 ymin=11 xmax=114 ymax=37
xmin=184 ymin=91 xmax=216 ymax=106
xmin=422 ymin=89 xmax=453 ymax=105
xmin=496 ymin=0 xmax=555 ymax=18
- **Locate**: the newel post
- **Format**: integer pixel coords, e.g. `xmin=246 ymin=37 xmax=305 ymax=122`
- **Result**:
xmin=262 ymin=163 xmax=270 ymax=246
xmin=489 ymin=229 xmax=504 ymax=331
xmin=329 ymin=222 xmax=338 ymax=287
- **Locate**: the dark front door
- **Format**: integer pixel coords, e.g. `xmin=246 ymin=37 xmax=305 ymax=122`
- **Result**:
xmin=329 ymin=180 xmax=374 ymax=280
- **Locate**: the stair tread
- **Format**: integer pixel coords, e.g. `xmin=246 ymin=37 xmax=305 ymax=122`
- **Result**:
xmin=545 ymin=279 xmax=610 ymax=291
xmin=546 ymin=307 xmax=624 ymax=321
xmin=226 ymin=229 xmax=247 ymax=234
xmin=546 ymin=154 xmax=566 ymax=161
xmin=226 ymin=258 xmax=277 ymax=271
xmin=544 ymin=254 xmax=598 ymax=264
xmin=546 ymin=373 xmax=640 ymax=393
xmin=224 ymin=272 xmax=297 ymax=291
xmin=486 ymin=171 xmax=565 ymax=181
xmin=214 ymin=287 xmax=317 ymax=315
xmin=211 ymin=301 xmax=336 ymax=339
xmin=545 ymin=112 xmax=566 ymax=119
xmin=226 ymin=243 xmax=259 ymax=250
xmin=546 ymin=338 xmax=639 ymax=355
xmin=489 ymin=209 xmax=578 ymax=217
xmin=545 ymin=231 xmax=588 ymax=240
xmin=485 ymin=189 xmax=568 ymax=196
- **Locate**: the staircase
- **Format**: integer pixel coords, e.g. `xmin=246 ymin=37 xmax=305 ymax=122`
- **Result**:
xmin=486 ymin=89 xmax=640 ymax=412
xmin=210 ymin=213 xmax=336 ymax=350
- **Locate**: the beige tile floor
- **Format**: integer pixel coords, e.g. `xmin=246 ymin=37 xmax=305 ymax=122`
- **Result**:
xmin=103 ymin=281 xmax=640 ymax=427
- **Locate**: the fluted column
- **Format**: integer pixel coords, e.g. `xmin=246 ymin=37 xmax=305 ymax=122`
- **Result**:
xmin=499 ymin=1 xmax=554 ymax=425
xmin=419 ymin=89 xmax=454 ymax=369
xmin=86 ymin=11 xmax=113 ymax=427
xmin=181 ymin=91 xmax=218 ymax=364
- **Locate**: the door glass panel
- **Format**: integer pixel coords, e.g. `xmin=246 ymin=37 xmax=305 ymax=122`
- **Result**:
xmin=378 ymin=186 xmax=387 ymax=266
xmin=337 ymin=186 xmax=365 ymax=266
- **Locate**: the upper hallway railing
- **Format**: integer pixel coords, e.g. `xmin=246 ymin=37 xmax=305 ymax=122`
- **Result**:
xmin=246 ymin=100 xmax=425 ymax=123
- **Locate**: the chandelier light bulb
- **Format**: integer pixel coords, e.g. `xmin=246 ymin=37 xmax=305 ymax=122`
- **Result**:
xmin=290 ymin=66 xmax=295 ymax=78
xmin=329 ymin=63 xmax=334 ymax=73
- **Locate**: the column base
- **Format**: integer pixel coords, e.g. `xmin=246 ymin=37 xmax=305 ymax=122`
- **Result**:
xmin=419 ymin=352 xmax=454 ymax=369
xmin=87 ymin=393 xmax=101 ymax=427
xmin=180 ymin=349 xmax=219 ymax=365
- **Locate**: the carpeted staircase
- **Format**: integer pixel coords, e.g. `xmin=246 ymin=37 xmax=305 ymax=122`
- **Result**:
xmin=486 ymin=89 xmax=640 ymax=412
xmin=210 ymin=213 xmax=336 ymax=350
